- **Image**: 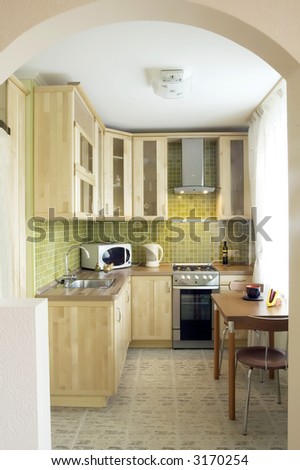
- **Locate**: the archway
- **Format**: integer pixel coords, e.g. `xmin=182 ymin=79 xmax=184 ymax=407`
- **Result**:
xmin=1 ymin=0 xmax=299 ymax=450
xmin=1 ymin=0 xmax=299 ymax=83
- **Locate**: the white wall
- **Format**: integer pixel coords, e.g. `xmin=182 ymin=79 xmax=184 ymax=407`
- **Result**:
xmin=0 ymin=299 xmax=51 ymax=449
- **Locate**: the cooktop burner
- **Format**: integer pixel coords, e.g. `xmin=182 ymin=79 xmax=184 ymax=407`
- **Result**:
xmin=173 ymin=263 xmax=218 ymax=272
xmin=172 ymin=263 xmax=220 ymax=288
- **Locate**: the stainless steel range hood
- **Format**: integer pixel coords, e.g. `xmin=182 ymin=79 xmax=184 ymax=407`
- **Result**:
xmin=173 ymin=138 xmax=215 ymax=194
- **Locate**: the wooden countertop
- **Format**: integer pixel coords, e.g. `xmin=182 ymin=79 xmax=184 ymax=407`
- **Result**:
xmin=131 ymin=263 xmax=253 ymax=276
xmin=36 ymin=263 xmax=253 ymax=302
xmin=36 ymin=269 xmax=130 ymax=302
xmin=130 ymin=263 xmax=173 ymax=275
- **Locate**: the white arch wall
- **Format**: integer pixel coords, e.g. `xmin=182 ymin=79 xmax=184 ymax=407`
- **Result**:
xmin=1 ymin=0 xmax=299 ymax=450
xmin=1 ymin=0 xmax=300 ymax=83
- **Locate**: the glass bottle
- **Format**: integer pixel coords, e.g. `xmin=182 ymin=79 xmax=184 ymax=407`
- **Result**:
xmin=222 ymin=241 xmax=228 ymax=265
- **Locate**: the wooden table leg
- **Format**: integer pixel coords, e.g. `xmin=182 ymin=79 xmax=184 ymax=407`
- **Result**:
xmin=214 ymin=307 xmax=220 ymax=380
xmin=228 ymin=321 xmax=235 ymax=420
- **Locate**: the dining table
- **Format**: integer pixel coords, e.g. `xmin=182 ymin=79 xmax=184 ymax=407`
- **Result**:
xmin=211 ymin=291 xmax=288 ymax=420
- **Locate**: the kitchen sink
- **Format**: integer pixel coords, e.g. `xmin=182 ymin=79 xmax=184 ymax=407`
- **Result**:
xmin=66 ymin=279 xmax=115 ymax=288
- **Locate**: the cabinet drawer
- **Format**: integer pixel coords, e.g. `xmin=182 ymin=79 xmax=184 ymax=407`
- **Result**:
xmin=219 ymin=274 xmax=252 ymax=288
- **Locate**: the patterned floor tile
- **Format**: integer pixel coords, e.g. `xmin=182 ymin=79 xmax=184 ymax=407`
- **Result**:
xmin=51 ymin=348 xmax=287 ymax=450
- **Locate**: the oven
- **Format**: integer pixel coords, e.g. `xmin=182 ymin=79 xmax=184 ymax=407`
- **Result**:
xmin=172 ymin=263 xmax=220 ymax=349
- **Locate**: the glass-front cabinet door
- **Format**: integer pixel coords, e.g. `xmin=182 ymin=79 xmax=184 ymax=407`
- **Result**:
xmin=216 ymin=135 xmax=249 ymax=218
xmin=113 ymin=137 xmax=125 ymax=216
xmin=132 ymin=137 xmax=168 ymax=219
xmin=74 ymin=124 xmax=97 ymax=217
xmin=103 ymin=130 xmax=132 ymax=218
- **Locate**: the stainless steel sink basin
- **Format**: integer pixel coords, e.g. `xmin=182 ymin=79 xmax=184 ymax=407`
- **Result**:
xmin=66 ymin=279 xmax=115 ymax=288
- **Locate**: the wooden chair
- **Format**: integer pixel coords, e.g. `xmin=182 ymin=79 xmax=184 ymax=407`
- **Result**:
xmin=219 ymin=281 xmax=264 ymax=373
xmin=236 ymin=316 xmax=288 ymax=435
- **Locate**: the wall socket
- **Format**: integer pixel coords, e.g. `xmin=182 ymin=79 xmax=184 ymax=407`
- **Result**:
xmin=228 ymin=250 xmax=240 ymax=258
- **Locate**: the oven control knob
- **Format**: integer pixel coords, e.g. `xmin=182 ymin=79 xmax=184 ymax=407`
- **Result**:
xmin=195 ymin=275 xmax=199 ymax=280
xmin=181 ymin=275 xmax=185 ymax=280
xmin=203 ymin=275 xmax=207 ymax=280
xmin=186 ymin=275 xmax=191 ymax=280
xmin=208 ymin=275 xmax=213 ymax=280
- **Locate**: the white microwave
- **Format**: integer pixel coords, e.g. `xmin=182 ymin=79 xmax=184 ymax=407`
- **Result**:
xmin=80 ymin=243 xmax=132 ymax=270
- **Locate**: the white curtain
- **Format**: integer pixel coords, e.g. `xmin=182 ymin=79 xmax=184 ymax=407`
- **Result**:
xmin=248 ymin=80 xmax=289 ymax=299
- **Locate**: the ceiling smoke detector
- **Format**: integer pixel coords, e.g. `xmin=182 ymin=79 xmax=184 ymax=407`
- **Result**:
xmin=152 ymin=69 xmax=192 ymax=99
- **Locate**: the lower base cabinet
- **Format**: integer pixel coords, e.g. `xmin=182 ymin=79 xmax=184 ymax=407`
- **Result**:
xmin=48 ymin=279 xmax=131 ymax=407
xmin=114 ymin=278 xmax=131 ymax=386
xmin=131 ymin=276 xmax=172 ymax=347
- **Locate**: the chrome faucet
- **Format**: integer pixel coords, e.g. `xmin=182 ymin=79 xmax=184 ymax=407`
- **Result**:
xmin=64 ymin=245 xmax=90 ymax=278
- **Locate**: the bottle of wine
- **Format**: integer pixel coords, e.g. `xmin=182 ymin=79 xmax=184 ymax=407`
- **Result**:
xmin=222 ymin=241 xmax=228 ymax=265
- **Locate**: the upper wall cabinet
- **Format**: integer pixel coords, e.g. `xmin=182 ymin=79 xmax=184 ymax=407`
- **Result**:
xmin=216 ymin=135 xmax=250 ymax=218
xmin=132 ymin=136 xmax=168 ymax=219
xmin=34 ymin=85 xmax=103 ymax=218
xmin=103 ymin=129 xmax=132 ymax=219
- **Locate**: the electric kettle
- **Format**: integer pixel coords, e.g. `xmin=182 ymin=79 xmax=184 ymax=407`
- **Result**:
xmin=144 ymin=243 xmax=164 ymax=268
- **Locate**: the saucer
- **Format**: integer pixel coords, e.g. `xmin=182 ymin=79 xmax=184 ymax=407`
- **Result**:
xmin=243 ymin=295 xmax=264 ymax=301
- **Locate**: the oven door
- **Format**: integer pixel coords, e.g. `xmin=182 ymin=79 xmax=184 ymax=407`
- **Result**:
xmin=173 ymin=288 xmax=214 ymax=349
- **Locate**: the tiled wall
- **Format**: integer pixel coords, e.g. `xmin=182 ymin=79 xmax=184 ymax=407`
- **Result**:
xmin=34 ymin=139 xmax=250 ymax=289
xmin=34 ymin=220 xmax=90 ymax=289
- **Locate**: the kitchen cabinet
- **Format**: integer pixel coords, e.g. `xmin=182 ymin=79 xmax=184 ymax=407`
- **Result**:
xmin=219 ymin=273 xmax=252 ymax=344
xmin=103 ymin=129 xmax=132 ymax=218
xmin=131 ymin=275 xmax=172 ymax=346
xmin=48 ymin=278 xmax=131 ymax=407
xmin=114 ymin=278 xmax=131 ymax=384
xmin=5 ymin=77 xmax=28 ymax=297
xmin=216 ymin=136 xmax=250 ymax=218
xmin=34 ymin=84 xmax=103 ymax=218
xmin=132 ymin=136 xmax=168 ymax=219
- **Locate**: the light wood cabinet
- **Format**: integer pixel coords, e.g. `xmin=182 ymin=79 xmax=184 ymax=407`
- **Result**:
xmin=216 ymin=136 xmax=250 ymax=218
xmin=48 ymin=278 xmax=131 ymax=407
xmin=219 ymin=273 xmax=252 ymax=292
xmin=34 ymin=85 xmax=103 ymax=218
xmin=132 ymin=136 xmax=168 ymax=219
xmin=103 ymin=129 xmax=132 ymax=218
xmin=131 ymin=275 xmax=172 ymax=346
xmin=5 ymin=77 xmax=28 ymax=297
xmin=114 ymin=278 xmax=131 ymax=384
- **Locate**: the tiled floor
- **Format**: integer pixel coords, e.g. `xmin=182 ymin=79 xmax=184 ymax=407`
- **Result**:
xmin=51 ymin=348 xmax=287 ymax=450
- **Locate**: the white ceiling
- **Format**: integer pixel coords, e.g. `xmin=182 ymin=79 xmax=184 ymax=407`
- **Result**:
xmin=15 ymin=21 xmax=281 ymax=133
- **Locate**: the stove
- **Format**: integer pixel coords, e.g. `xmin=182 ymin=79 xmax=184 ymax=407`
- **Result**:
xmin=172 ymin=263 xmax=219 ymax=349
xmin=173 ymin=263 xmax=219 ymax=289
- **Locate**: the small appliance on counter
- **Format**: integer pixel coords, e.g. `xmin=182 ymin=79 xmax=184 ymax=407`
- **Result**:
xmin=80 ymin=243 xmax=131 ymax=270
xmin=144 ymin=243 xmax=164 ymax=267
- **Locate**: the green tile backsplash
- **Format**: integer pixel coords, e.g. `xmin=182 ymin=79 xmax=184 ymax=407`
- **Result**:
xmin=34 ymin=139 xmax=249 ymax=289
xmin=34 ymin=219 xmax=90 ymax=289
xmin=168 ymin=140 xmax=217 ymax=219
